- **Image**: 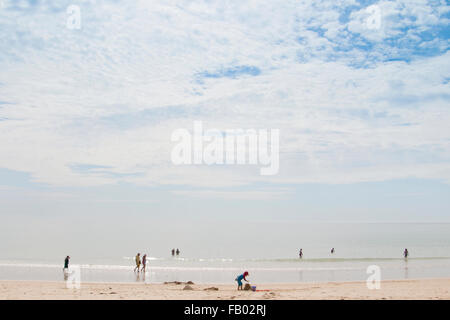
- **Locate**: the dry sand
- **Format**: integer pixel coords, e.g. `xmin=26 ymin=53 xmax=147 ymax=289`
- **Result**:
xmin=0 ymin=278 xmax=449 ymax=300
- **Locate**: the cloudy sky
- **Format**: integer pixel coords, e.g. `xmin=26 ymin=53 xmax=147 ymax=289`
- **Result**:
xmin=0 ymin=0 xmax=449 ymax=231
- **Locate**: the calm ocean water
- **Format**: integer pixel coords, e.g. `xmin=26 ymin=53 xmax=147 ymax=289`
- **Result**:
xmin=0 ymin=223 xmax=449 ymax=284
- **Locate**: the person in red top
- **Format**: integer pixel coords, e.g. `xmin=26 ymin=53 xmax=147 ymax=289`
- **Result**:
xmin=235 ymin=271 xmax=249 ymax=290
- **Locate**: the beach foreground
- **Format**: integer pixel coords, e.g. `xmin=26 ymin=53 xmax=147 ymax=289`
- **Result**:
xmin=0 ymin=279 xmax=449 ymax=300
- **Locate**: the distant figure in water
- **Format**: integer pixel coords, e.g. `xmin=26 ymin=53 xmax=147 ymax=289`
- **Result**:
xmin=134 ymin=253 xmax=141 ymax=272
xmin=141 ymin=254 xmax=147 ymax=273
xmin=331 ymin=248 xmax=335 ymax=254
xmin=176 ymin=248 xmax=180 ymax=256
xmin=63 ymin=256 xmax=70 ymax=270
xmin=404 ymin=248 xmax=409 ymax=259
xmin=299 ymin=249 xmax=303 ymax=259
xmin=171 ymin=248 xmax=175 ymax=256
xmin=235 ymin=271 xmax=249 ymax=290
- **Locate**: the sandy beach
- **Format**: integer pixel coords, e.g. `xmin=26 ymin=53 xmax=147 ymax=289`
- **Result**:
xmin=0 ymin=278 xmax=448 ymax=300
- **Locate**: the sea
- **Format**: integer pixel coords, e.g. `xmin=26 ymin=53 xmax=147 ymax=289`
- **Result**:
xmin=0 ymin=223 xmax=449 ymax=284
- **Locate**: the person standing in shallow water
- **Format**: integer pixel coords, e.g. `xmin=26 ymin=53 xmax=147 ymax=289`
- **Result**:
xmin=331 ymin=248 xmax=335 ymax=254
xmin=141 ymin=254 xmax=147 ymax=273
xmin=299 ymin=249 xmax=303 ymax=259
xmin=171 ymin=249 xmax=175 ymax=256
xmin=176 ymin=248 xmax=180 ymax=256
xmin=404 ymin=248 xmax=409 ymax=259
xmin=63 ymin=256 xmax=70 ymax=270
xmin=134 ymin=253 xmax=141 ymax=272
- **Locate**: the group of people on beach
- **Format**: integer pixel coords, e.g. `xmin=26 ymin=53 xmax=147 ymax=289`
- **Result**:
xmin=63 ymin=251 xmax=184 ymax=275
xmin=63 ymin=247 xmax=411 ymax=287
xmin=63 ymin=247 xmax=410 ymax=272
xmin=298 ymin=247 xmax=335 ymax=259
xmin=297 ymin=248 xmax=409 ymax=259
xmin=133 ymin=249 xmax=182 ymax=273
xmin=134 ymin=253 xmax=148 ymax=273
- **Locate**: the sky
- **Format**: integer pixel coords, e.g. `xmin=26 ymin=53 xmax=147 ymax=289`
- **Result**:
xmin=0 ymin=0 xmax=449 ymax=242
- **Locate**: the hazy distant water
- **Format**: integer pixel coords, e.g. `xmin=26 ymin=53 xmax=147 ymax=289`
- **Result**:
xmin=0 ymin=223 xmax=449 ymax=284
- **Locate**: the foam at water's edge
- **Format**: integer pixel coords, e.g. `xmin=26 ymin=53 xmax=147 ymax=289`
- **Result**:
xmin=1 ymin=256 xmax=450 ymax=272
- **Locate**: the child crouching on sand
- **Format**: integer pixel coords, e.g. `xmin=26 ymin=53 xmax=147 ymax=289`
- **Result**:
xmin=235 ymin=271 xmax=249 ymax=290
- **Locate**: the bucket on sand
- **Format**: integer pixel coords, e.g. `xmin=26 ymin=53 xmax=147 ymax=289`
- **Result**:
xmin=251 ymin=286 xmax=256 ymax=292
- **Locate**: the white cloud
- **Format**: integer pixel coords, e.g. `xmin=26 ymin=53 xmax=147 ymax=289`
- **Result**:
xmin=0 ymin=0 xmax=448 ymax=191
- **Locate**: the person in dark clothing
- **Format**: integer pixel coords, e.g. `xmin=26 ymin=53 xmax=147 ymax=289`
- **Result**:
xmin=64 ymin=256 xmax=70 ymax=270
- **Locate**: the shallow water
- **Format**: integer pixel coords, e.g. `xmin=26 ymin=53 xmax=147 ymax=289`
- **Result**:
xmin=0 ymin=256 xmax=449 ymax=284
xmin=1 ymin=223 xmax=449 ymax=284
